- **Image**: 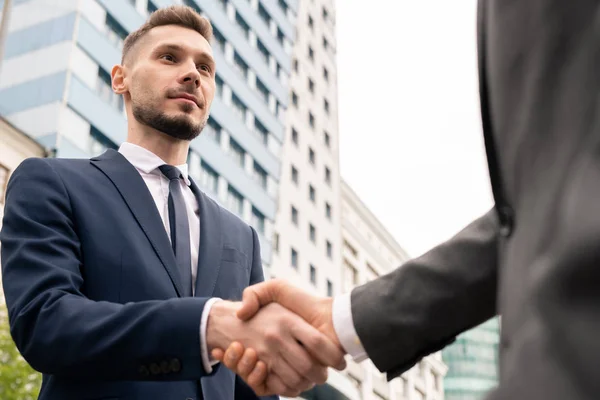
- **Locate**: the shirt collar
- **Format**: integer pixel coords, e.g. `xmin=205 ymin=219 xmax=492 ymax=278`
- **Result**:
xmin=118 ymin=142 xmax=190 ymax=186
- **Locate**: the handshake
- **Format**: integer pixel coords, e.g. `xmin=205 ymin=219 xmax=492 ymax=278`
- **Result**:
xmin=206 ymin=279 xmax=348 ymax=398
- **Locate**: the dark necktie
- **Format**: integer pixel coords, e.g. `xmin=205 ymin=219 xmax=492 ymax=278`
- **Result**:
xmin=159 ymin=165 xmax=193 ymax=297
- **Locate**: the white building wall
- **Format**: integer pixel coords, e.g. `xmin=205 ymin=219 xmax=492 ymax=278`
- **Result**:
xmin=3 ymin=0 xmax=79 ymax=33
xmin=271 ymin=0 xmax=342 ymax=299
xmin=0 ymin=42 xmax=73 ymax=89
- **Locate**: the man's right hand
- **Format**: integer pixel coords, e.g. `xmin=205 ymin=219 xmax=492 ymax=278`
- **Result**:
xmin=205 ymin=300 xmax=345 ymax=397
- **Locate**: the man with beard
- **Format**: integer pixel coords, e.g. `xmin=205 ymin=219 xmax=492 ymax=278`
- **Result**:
xmin=0 ymin=6 xmax=345 ymax=400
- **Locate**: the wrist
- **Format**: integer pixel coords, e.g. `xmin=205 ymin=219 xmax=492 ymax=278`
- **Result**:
xmin=319 ymin=297 xmax=342 ymax=350
xmin=206 ymin=300 xmax=242 ymax=353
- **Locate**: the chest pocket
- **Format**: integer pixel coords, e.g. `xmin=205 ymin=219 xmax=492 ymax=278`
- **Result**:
xmin=215 ymin=247 xmax=250 ymax=301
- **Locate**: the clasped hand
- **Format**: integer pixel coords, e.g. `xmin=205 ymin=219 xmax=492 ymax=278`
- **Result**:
xmin=207 ymin=279 xmax=346 ymax=397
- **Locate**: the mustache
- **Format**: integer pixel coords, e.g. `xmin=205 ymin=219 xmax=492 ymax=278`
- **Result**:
xmin=166 ymin=87 xmax=204 ymax=107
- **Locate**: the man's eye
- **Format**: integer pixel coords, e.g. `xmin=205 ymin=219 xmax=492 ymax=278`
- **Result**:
xmin=161 ymin=54 xmax=175 ymax=62
xmin=199 ymin=64 xmax=211 ymax=73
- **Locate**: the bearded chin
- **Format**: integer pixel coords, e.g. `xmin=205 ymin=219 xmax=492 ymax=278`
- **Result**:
xmin=132 ymin=102 xmax=207 ymax=141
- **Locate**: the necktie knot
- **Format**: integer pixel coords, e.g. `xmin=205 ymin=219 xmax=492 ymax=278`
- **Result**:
xmin=159 ymin=165 xmax=182 ymax=181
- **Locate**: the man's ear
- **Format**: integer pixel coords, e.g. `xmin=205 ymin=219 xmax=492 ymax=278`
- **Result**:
xmin=111 ymin=64 xmax=128 ymax=95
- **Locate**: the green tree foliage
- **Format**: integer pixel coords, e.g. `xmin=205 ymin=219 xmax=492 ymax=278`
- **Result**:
xmin=0 ymin=301 xmax=42 ymax=400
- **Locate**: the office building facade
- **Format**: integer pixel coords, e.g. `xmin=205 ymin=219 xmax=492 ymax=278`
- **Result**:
xmin=340 ymin=180 xmax=448 ymax=400
xmin=0 ymin=0 xmax=296 ymax=265
xmin=443 ymin=318 xmax=500 ymax=400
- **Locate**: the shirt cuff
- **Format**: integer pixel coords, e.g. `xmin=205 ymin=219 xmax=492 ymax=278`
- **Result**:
xmin=200 ymin=297 xmax=223 ymax=373
xmin=332 ymin=292 xmax=369 ymax=363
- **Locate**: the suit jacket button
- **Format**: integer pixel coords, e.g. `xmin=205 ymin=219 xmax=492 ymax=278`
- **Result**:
xmin=139 ymin=365 xmax=150 ymax=377
xmin=160 ymin=360 xmax=171 ymax=374
xmin=150 ymin=363 xmax=161 ymax=375
xmin=170 ymin=358 xmax=181 ymax=373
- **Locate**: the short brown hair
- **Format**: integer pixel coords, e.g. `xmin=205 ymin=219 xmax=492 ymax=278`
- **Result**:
xmin=122 ymin=5 xmax=213 ymax=64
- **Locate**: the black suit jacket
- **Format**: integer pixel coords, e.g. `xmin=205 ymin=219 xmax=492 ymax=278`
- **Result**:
xmin=0 ymin=150 xmax=277 ymax=400
xmin=351 ymin=1 xmax=600 ymax=398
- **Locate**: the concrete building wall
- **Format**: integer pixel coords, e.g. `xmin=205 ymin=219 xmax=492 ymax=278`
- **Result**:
xmin=0 ymin=118 xmax=47 ymax=300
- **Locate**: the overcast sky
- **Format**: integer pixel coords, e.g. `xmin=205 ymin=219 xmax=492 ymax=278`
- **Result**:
xmin=336 ymin=0 xmax=494 ymax=257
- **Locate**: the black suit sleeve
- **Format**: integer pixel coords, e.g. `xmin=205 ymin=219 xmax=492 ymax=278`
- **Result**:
xmin=351 ymin=209 xmax=500 ymax=379
xmin=0 ymin=158 xmax=213 ymax=381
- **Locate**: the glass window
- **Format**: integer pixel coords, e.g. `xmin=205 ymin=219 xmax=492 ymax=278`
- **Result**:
xmin=309 ymin=224 xmax=316 ymax=243
xmin=291 ymin=205 xmax=298 ymax=225
xmin=215 ymin=75 xmax=224 ymax=98
xmin=291 ymin=248 xmax=298 ymax=268
xmin=291 ymin=165 xmax=298 ymax=184
xmin=233 ymin=53 xmax=249 ymax=79
xmin=183 ymin=0 xmax=201 ymax=12
xmin=147 ymin=0 xmax=158 ymax=13
xmin=343 ymin=260 xmax=358 ymax=292
xmin=291 ymin=127 xmax=299 ymax=145
xmin=325 ymin=166 xmax=331 ymax=184
xmin=253 ymin=162 xmax=267 ymax=189
xmin=326 ymin=240 xmax=333 ymax=259
xmin=258 ymin=3 xmax=271 ymax=26
xmin=325 ymin=202 xmax=332 ymax=219
xmin=89 ymin=126 xmax=117 ymax=156
xmin=256 ymin=78 xmax=269 ymax=105
xmin=231 ymin=93 xmax=247 ymax=122
xmin=326 ymin=279 xmax=333 ymax=297
xmin=308 ymin=45 xmax=314 ymax=61
xmin=257 ymin=39 xmax=270 ymax=65
xmin=205 ymin=117 xmax=222 ymax=144
xmin=309 ymin=112 xmax=315 ymax=128
xmin=228 ymin=139 xmax=246 ymax=168
xmin=236 ymin=12 xmax=250 ymax=40
xmin=96 ymin=68 xmax=123 ymax=112
xmin=309 ymin=147 xmax=315 ymax=165
xmin=293 ymin=58 xmax=299 ymax=72
xmin=278 ymin=0 xmax=288 ymax=15
xmin=212 ymin=27 xmax=226 ymax=53
xmin=308 ymin=78 xmax=315 ymax=93
xmin=308 ymin=15 xmax=314 ymax=29
xmin=310 ymin=265 xmax=316 ymax=284
xmin=200 ymin=161 xmax=219 ymax=194
xmin=105 ymin=14 xmax=127 ymax=49
xmin=251 ymin=207 xmax=265 ymax=234
xmin=322 ymin=6 xmax=329 ymax=21
xmin=324 ymin=131 xmax=331 ymax=148
xmin=323 ymin=66 xmax=329 ymax=81
xmin=324 ymin=98 xmax=330 ymax=113
xmin=323 ymin=36 xmax=329 ymax=50
xmin=254 ymin=118 xmax=269 ymax=145
xmin=227 ymin=185 xmax=244 ymax=216
xmin=291 ymin=91 xmax=298 ymax=107
xmin=273 ymin=232 xmax=279 ymax=253
xmin=309 ymin=185 xmax=316 ymax=202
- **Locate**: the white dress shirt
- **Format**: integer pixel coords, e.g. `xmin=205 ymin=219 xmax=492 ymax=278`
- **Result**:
xmin=332 ymin=293 xmax=369 ymax=362
xmin=118 ymin=143 xmax=219 ymax=373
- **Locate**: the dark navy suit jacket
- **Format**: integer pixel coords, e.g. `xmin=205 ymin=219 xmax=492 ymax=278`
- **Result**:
xmin=0 ymin=149 xmax=277 ymax=400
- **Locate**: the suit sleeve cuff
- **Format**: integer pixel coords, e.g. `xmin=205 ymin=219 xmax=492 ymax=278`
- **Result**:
xmin=332 ymin=292 xmax=369 ymax=362
xmin=200 ymin=297 xmax=223 ymax=373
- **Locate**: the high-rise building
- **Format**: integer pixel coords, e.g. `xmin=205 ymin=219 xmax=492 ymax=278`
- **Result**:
xmin=340 ymin=180 xmax=448 ymax=400
xmin=269 ymin=0 xmax=347 ymax=397
xmin=442 ymin=318 xmax=500 ymax=400
xmin=269 ymin=0 xmax=341 ymax=292
xmin=0 ymin=0 xmax=296 ymax=265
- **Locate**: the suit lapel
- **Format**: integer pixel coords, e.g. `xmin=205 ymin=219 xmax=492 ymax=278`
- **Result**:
xmin=189 ymin=178 xmax=223 ymax=297
xmin=90 ymin=149 xmax=183 ymax=297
